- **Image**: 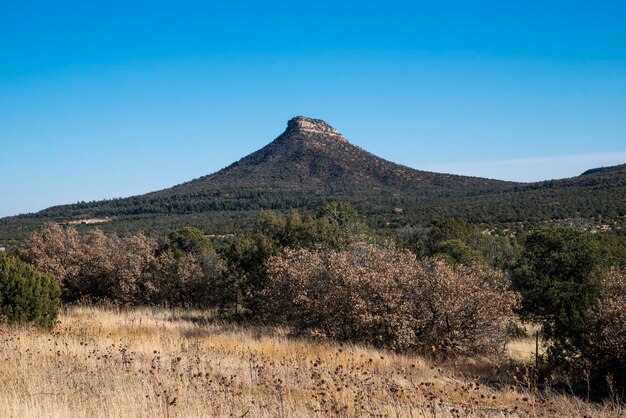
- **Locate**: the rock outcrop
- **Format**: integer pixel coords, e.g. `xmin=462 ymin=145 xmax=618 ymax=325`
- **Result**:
xmin=285 ymin=116 xmax=348 ymax=142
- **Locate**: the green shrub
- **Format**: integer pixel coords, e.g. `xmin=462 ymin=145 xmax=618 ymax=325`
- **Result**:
xmin=433 ymin=239 xmax=486 ymax=265
xmin=511 ymin=226 xmax=603 ymax=364
xmin=0 ymin=253 xmax=60 ymax=328
xmin=511 ymin=226 xmax=626 ymax=397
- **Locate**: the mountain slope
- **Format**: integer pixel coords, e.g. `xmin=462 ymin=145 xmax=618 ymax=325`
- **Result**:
xmin=150 ymin=116 xmax=514 ymax=201
xmin=1 ymin=117 xmax=625 ymax=246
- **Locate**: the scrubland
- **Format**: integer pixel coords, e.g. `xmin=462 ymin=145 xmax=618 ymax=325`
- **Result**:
xmin=1 ymin=307 xmax=622 ymax=418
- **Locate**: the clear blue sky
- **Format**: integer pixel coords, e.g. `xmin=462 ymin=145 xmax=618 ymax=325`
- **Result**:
xmin=1 ymin=1 xmax=625 ymax=217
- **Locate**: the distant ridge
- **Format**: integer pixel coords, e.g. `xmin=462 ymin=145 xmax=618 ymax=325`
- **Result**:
xmin=1 ymin=117 xmax=625 ymax=246
xmin=580 ymin=163 xmax=626 ymax=176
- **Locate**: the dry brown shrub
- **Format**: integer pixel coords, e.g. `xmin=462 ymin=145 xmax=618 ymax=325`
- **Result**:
xmin=18 ymin=222 xmax=82 ymax=289
xmin=264 ymin=243 xmax=520 ymax=355
xmin=582 ymin=269 xmax=626 ymax=394
xmin=19 ymin=223 xmax=226 ymax=307
xmin=77 ymin=229 xmax=158 ymax=304
xmin=153 ymin=250 xmax=226 ymax=308
xmin=19 ymin=224 xmax=159 ymax=304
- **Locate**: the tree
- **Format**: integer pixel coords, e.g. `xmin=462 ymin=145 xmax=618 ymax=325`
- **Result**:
xmin=222 ymin=233 xmax=277 ymax=316
xmin=593 ymin=233 xmax=626 ymax=268
xmin=430 ymin=219 xmax=475 ymax=245
xmin=511 ymin=226 xmax=604 ymax=365
xmin=317 ymin=202 xmax=370 ymax=239
xmin=432 ymin=239 xmax=486 ymax=266
xmin=399 ymin=219 xmax=519 ymax=269
xmin=167 ymin=227 xmax=213 ymax=258
xmin=0 ymin=253 xmax=60 ymax=328
xmin=53 ymin=228 xmax=158 ymax=305
xmin=153 ymin=228 xmax=225 ymax=308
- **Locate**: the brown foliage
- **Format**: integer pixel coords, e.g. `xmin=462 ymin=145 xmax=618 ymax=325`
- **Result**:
xmin=18 ymin=223 xmax=225 ymax=307
xmin=153 ymin=250 xmax=227 ymax=308
xmin=582 ymin=269 xmax=626 ymax=393
xmin=18 ymin=222 xmax=82 ymax=288
xmin=79 ymin=229 xmax=158 ymax=304
xmin=20 ymin=224 xmax=158 ymax=304
xmin=265 ymin=243 xmax=520 ymax=355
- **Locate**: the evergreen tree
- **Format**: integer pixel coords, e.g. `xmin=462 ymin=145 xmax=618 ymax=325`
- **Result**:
xmin=0 ymin=253 xmax=60 ymax=328
xmin=511 ymin=226 xmax=604 ymax=365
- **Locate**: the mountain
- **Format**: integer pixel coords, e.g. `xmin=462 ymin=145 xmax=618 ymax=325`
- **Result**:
xmin=147 ymin=116 xmax=514 ymax=205
xmin=1 ymin=117 xmax=625 ymax=246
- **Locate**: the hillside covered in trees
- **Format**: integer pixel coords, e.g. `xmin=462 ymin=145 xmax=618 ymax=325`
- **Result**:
xmin=1 ymin=116 xmax=625 ymax=247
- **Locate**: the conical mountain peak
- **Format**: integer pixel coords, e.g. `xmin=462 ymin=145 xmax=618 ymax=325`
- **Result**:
xmin=284 ymin=116 xmax=347 ymax=142
xmin=2 ymin=115 xmax=623 ymax=249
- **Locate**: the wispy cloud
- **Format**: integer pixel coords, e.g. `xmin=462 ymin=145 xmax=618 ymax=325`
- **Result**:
xmin=423 ymin=152 xmax=626 ymax=182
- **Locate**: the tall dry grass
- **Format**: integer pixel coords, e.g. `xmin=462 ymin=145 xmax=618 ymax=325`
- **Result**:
xmin=0 ymin=307 xmax=622 ymax=417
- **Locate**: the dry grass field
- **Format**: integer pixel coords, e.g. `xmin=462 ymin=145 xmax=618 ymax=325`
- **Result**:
xmin=0 ymin=307 xmax=622 ymax=417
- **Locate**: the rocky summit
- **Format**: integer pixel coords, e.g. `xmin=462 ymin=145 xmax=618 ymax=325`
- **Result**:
xmin=284 ymin=116 xmax=348 ymax=142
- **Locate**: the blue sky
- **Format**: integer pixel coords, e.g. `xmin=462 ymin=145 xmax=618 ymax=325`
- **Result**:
xmin=1 ymin=1 xmax=625 ymax=217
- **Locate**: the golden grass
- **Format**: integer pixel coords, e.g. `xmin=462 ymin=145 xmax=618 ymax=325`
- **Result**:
xmin=0 ymin=307 xmax=622 ymax=417
xmin=506 ymin=323 xmax=544 ymax=364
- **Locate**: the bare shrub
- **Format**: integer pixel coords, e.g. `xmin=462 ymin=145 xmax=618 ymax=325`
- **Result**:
xmin=78 ymin=229 xmax=158 ymax=304
xmin=21 ymin=225 xmax=158 ymax=304
xmin=152 ymin=250 xmax=227 ymax=308
xmin=19 ymin=222 xmax=82 ymax=296
xmin=264 ymin=243 xmax=520 ymax=355
xmin=19 ymin=223 xmax=226 ymax=307
xmin=578 ymin=269 xmax=626 ymax=396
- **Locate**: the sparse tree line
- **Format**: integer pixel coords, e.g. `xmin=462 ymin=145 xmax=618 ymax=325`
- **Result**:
xmin=1 ymin=202 xmax=625 ymax=399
